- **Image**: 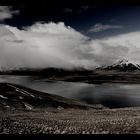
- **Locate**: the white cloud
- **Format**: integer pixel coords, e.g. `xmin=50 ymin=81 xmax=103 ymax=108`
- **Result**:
xmin=0 ymin=6 xmax=19 ymax=21
xmin=0 ymin=21 xmax=140 ymax=70
xmin=88 ymin=23 xmax=123 ymax=33
xmin=85 ymin=31 xmax=140 ymax=67
xmin=0 ymin=22 xmax=89 ymax=69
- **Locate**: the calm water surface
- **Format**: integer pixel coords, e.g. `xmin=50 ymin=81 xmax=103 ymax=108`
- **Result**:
xmin=0 ymin=75 xmax=140 ymax=108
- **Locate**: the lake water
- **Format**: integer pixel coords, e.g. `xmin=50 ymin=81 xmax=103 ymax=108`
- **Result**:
xmin=0 ymin=75 xmax=140 ymax=108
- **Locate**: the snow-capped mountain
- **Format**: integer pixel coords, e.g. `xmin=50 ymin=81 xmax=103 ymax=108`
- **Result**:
xmin=96 ymin=59 xmax=140 ymax=71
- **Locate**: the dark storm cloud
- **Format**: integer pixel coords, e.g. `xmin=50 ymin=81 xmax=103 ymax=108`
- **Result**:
xmin=62 ymin=8 xmax=73 ymax=13
xmin=80 ymin=6 xmax=90 ymax=10
xmin=62 ymin=6 xmax=91 ymax=15
xmin=88 ymin=23 xmax=123 ymax=33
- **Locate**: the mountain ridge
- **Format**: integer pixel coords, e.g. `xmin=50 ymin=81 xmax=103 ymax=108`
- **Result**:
xmin=0 ymin=83 xmax=102 ymax=111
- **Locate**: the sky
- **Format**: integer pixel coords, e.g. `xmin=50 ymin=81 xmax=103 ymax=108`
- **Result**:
xmin=1 ymin=6 xmax=140 ymax=69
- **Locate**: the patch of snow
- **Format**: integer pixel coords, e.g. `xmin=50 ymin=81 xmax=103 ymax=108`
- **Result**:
xmin=39 ymin=97 xmax=43 ymax=99
xmin=113 ymin=59 xmax=140 ymax=69
xmin=57 ymin=106 xmax=63 ymax=110
xmin=7 ymin=84 xmax=35 ymax=98
xmin=19 ymin=96 xmax=23 ymax=99
xmin=0 ymin=95 xmax=7 ymax=99
xmin=23 ymin=103 xmax=33 ymax=110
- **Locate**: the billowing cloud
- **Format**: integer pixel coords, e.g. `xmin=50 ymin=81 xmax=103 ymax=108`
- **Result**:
xmin=84 ymin=31 xmax=140 ymax=67
xmin=88 ymin=23 xmax=123 ymax=33
xmin=0 ymin=6 xmax=19 ymax=21
xmin=0 ymin=22 xmax=89 ymax=69
xmin=0 ymin=21 xmax=140 ymax=70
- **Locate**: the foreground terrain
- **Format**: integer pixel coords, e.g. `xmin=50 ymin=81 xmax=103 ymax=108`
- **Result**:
xmin=1 ymin=107 xmax=140 ymax=134
xmin=0 ymin=83 xmax=140 ymax=134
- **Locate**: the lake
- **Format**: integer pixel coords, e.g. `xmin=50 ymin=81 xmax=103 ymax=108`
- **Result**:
xmin=0 ymin=75 xmax=140 ymax=108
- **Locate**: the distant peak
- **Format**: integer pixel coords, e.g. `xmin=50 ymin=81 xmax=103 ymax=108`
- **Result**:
xmin=114 ymin=59 xmax=140 ymax=67
xmin=113 ymin=58 xmax=130 ymax=66
xmin=117 ymin=59 xmax=129 ymax=64
xmin=97 ymin=58 xmax=140 ymax=71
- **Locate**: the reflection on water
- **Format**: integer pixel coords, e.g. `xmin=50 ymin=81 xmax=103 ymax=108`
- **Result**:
xmin=0 ymin=75 xmax=140 ymax=108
